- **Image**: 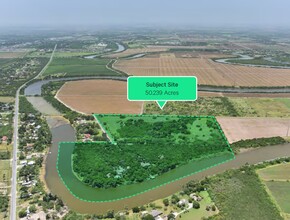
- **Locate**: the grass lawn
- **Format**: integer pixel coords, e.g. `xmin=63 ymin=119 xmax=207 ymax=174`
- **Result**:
xmin=0 ymin=126 xmax=11 ymax=137
xmin=0 ymin=160 xmax=10 ymax=183
xmin=208 ymin=167 xmax=282 ymax=220
xmin=43 ymin=57 xmax=119 ymax=77
xmin=265 ymin=181 xmax=290 ymax=214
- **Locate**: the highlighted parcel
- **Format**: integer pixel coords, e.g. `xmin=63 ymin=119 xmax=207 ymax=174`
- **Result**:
xmin=127 ymin=76 xmax=198 ymax=109
xmin=57 ymin=114 xmax=234 ymax=202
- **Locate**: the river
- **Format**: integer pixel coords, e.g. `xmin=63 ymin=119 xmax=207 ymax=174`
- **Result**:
xmin=215 ymin=53 xmax=290 ymax=69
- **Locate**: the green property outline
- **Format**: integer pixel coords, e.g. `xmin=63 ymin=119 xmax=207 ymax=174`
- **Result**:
xmin=56 ymin=114 xmax=235 ymax=203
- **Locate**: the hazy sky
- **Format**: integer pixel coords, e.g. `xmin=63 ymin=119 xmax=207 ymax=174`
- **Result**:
xmin=1 ymin=0 xmax=290 ymax=27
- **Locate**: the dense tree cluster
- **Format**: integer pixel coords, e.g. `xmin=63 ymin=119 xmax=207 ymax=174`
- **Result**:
xmin=73 ymin=116 xmax=229 ymax=188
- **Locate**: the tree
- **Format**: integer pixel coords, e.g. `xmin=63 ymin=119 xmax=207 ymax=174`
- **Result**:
xmin=29 ymin=205 xmax=37 ymax=213
xmin=132 ymin=206 xmax=140 ymax=213
xmin=168 ymin=213 xmax=175 ymax=220
xmin=142 ymin=214 xmax=155 ymax=220
xmin=171 ymin=194 xmax=180 ymax=204
xmin=106 ymin=210 xmax=114 ymax=218
xmin=163 ymin=198 xmax=170 ymax=206
xmin=18 ymin=210 xmax=26 ymax=218
xmin=192 ymin=201 xmax=200 ymax=209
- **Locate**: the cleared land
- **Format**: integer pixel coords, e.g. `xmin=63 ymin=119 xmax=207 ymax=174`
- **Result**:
xmin=217 ymin=117 xmax=290 ymax=143
xmin=115 ymin=55 xmax=290 ymax=87
xmin=43 ymin=57 xmax=119 ymax=77
xmin=257 ymin=163 xmax=290 ymax=217
xmin=0 ymin=51 xmax=26 ymax=58
xmin=0 ymin=97 xmax=14 ymax=103
xmin=56 ymin=80 xmax=143 ymax=114
xmin=145 ymin=97 xmax=290 ymax=118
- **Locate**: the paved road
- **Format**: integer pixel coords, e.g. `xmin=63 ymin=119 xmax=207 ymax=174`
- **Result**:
xmin=10 ymin=45 xmax=57 ymax=220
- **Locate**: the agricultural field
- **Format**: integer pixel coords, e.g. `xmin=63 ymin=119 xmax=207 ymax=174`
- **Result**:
xmin=257 ymin=163 xmax=290 ymax=219
xmin=217 ymin=117 xmax=290 ymax=143
xmin=56 ymin=80 xmax=143 ymax=114
xmin=207 ymin=167 xmax=283 ymax=220
xmin=114 ymin=54 xmax=290 ymax=87
xmin=43 ymin=57 xmax=120 ymax=77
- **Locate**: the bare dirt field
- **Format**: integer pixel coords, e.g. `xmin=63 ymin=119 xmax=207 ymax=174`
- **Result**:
xmin=0 ymin=51 xmax=26 ymax=58
xmin=56 ymin=80 xmax=143 ymax=114
xmin=114 ymin=55 xmax=290 ymax=87
xmin=217 ymin=117 xmax=290 ymax=143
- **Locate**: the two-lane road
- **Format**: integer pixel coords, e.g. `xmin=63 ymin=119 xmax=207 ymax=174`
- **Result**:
xmin=10 ymin=45 xmax=57 ymax=220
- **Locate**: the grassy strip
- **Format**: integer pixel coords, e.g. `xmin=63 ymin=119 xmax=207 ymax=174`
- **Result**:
xmin=19 ymin=96 xmax=37 ymax=114
xmin=231 ymin=136 xmax=287 ymax=153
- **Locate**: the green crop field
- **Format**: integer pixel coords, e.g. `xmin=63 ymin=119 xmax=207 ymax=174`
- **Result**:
xmin=208 ymin=167 xmax=283 ymax=220
xmin=43 ymin=57 xmax=120 ymax=77
xmin=57 ymin=114 xmax=234 ymax=202
xmin=265 ymin=181 xmax=290 ymax=214
xmin=257 ymin=163 xmax=290 ymax=217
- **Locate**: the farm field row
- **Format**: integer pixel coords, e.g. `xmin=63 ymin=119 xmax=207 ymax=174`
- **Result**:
xmin=114 ymin=55 xmax=290 ymax=87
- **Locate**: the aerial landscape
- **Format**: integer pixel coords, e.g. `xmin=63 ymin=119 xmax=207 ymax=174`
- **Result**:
xmin=1 ymin=0 xmax=290 ymax=220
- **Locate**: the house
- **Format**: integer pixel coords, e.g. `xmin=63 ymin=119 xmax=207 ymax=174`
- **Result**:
xmin=177 ymin=199 xmax=188 ymax=206
xmin=190 ymin=193 xmax=203 ymax=202
xmin=27 ymin=161 xmax=35 ymax=166
xmin=24 ymin=143 xmax=34 ymax=151
xmin=151 ymin=210 xmax=163 ymax=219
xmin=20 ymin=160 xmax=28 ymax=165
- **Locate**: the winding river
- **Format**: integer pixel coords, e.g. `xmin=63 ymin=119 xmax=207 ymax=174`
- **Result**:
xmin=24 ymin=78 xmax=290 ymax=214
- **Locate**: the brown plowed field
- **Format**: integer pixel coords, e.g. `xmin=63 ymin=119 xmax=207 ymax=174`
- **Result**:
xmin=114 ymin=56 xmax=290 ymax=87
xmin=217 ymin=117 xmax=290 ymax=143
xmin=56 ymin=80 xmax=143 ymax=114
